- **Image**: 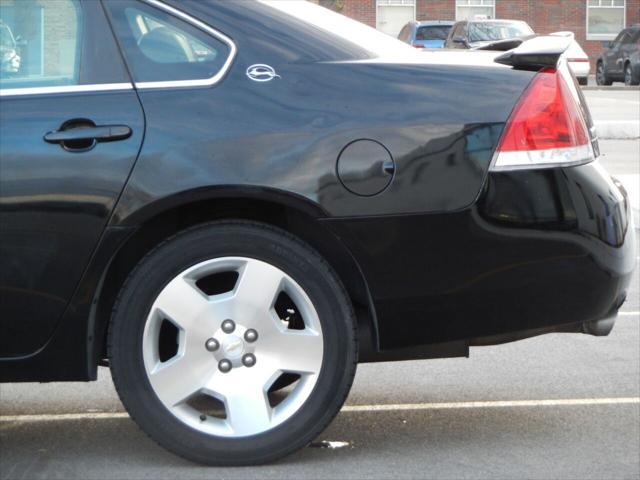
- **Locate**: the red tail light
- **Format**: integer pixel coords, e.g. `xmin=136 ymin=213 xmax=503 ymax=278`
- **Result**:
xmin=413 ymin=44 xmax=425 ymax=49
xmin=492 ymin=67 xmax=594 ymax=170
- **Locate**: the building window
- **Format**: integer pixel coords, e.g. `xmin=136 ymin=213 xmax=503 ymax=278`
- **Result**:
xmin=455 ymin=0 xmax=495 ymax=21
xmin=377 ymin=0 xmax=416 ymax=5
xmin=587 ymin=0 xmax=626 ymax=40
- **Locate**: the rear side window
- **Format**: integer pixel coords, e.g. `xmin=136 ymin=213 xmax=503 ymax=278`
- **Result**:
xmin=0 ymin=0 xmax=81 ymax=89
xmin=416 ymin=26 xmax=451 ymax=41
xmin=104 ymin=0 xmax=232 ymax=85
xmin=624 ymin=30 xmax=639 ymax=44
xmin=616 ymin=32 xmax=630 ymax=46
xmin=451 ymin=23 xmax=465 ymax=39
xmin=398 ymin=25 xmax=411 ymax=42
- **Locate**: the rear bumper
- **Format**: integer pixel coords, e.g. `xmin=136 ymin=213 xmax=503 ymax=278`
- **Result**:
xmin=327 ymin=161 xmax=636 ymax=351
xmin=478 ymin=160 xmax=635 ymax=337
xmin=582 ymin=310 xmax=619 ymax=336
xmin=569 ymin=60 xmax=590 ymax=78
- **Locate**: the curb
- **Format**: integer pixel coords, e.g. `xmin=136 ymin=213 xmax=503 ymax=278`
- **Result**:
xmin=595 ymin=121 xmax=640 ymax=140
xmin=583 ymin=86 xmax=640 ymax=91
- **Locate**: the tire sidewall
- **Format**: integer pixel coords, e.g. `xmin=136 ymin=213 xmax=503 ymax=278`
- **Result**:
xmin=596 ymin=62 xmax=609 ymax=86
xmin=109 ymin=222 xmax=356 ymax=464
xmin=625 ymin=64 xmax=631 ymax=85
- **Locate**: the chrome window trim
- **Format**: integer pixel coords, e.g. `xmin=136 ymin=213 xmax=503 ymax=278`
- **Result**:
xmin=0 ymin=83 xmax=133 ymax=97
xmin=134 ymin=0 xmax=237 ymax=90
xmin=0 ymin=0 xmax=236 ymax=97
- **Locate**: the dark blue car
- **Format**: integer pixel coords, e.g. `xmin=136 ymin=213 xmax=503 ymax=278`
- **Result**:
xmin=398 ymin=20 xmax=454 ymax=49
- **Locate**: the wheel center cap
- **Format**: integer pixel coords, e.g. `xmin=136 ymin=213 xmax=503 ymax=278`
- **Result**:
xmin=222 ymin=336 xmax=245 ymax=359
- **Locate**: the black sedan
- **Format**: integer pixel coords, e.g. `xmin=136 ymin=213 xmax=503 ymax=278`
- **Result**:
xmin=596 ymin=25 xmax=640 ymax=86
xmin=0 ymin=0 xmax=635 ymax=466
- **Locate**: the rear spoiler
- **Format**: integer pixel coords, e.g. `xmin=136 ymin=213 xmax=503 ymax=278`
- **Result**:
xmin=494 ymin=35 xmax=573 ymax=71
xmin=472 ymin=38 xmax=526 ymax=52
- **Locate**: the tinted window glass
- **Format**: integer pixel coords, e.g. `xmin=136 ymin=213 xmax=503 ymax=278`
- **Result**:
xmin=416 ymin=26 xmax=452 ymax=41
xmin=612 ymin=30 xmax=626 ymax=44
xmin=105 ymin=0 xmax=230 ymax=84
xmin=0 ymin=0 xmax=81 ymax=89
xmin=398 ymin=25 xmax=410 ymax=42
xmin=623 ymin=30 xmax=639 ymax=44
xmin=614 ymin=32 xmax=629 ymax=46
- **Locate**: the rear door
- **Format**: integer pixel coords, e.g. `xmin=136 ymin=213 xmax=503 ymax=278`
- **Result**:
xmin=0 ymin=0 xmax=144 ymax=357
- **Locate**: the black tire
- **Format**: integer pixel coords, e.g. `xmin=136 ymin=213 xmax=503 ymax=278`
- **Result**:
xmin=596 ymin=62 xmax=612 ymax=86
xmin=108 ymin=221 xmax=357 ymax=465
xmin=577 ymin=76 xmax=588 ymax=86
xmin=624 ymin=63 xmax=640 ymax=86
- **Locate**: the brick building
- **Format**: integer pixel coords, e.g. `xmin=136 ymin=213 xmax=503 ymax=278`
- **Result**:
xmin=316 ymin=0 xmax=640 ymax=68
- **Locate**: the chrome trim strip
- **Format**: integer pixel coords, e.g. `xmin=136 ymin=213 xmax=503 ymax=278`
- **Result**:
xmin=135 ymin=0 xmax=237 ymax=90
xmin=0 ymin=0 xmax=236 ymax=97
xmin=490 ymin=144 xmax=595 ymax=171
xmin=0 ymin=83 xmax=133 ymax=97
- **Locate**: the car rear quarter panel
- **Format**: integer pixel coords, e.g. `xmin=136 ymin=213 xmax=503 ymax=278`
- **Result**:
xmin=112 ymin=0 xmax=535 ymax=223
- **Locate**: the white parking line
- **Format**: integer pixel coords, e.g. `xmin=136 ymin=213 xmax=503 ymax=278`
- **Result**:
xmin=0 ymin=412 xmax=130 ymax=422
xmin=1 ymin=398 xmax=638 ymax=423
xmin=341 ymin=397 xmax=640 ymax=412
xmin=619 ymin=311 xmax=639 ymax=316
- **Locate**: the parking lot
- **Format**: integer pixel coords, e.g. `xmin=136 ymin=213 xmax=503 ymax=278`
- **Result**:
xmin=1 ymin=89 xmax=639 ymax=480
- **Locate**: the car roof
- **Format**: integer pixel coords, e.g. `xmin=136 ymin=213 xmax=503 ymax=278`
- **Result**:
xmin=415 ymin=21 xmax=455 ymax=27
xmin=467 ymin=19 xmax=526 ymax=24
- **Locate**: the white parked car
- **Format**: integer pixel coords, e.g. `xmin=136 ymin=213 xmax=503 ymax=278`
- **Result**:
xmin=551 ymin=31 xmax=590 ymax=85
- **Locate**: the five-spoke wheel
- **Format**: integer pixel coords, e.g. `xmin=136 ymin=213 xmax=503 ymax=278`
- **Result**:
xmin=108 ymin=221 xmax=356 ymax=465
xmin=142 ymin=256 xmax=324 ymax=437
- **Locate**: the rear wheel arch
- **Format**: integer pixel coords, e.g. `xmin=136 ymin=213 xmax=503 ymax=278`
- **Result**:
xmin=93 ymin=188 xmax=378 ymax=366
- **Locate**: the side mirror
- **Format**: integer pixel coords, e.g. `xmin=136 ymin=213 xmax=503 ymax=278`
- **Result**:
xmin=603 ymin=41 xmax=613 ymax=49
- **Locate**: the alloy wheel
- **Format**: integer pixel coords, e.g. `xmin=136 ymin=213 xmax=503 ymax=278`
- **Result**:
xmin=142 ymin=256 xmax=324 ymax=437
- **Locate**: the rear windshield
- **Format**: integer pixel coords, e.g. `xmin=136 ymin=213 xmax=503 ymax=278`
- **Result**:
xmin=260 ymin=0 xmax=413 ymax=58
xmin=416 ymin=25 xmax=451 ymax=41
xmin=468 ymin=22 xmax=533 ymax=42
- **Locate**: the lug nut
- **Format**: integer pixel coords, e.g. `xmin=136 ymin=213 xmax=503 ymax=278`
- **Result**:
xmin=205 ymin=338 xmax=219 ymax=352
xmin=244 ymin=329 xmax=258 ymax=343
xmin=221 ymin=319 xmax=235 ymax=334
xmin=242 ymin=353 xmax=256 ymax=368
xmin=218 ymin=359 xmax=232 ymax=373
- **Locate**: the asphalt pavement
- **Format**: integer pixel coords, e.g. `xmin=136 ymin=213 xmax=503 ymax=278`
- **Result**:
xmin=582 ymin=88 xmax=640 ymax=140
xmin=1 ymin=98 xmax=639 ymax=480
